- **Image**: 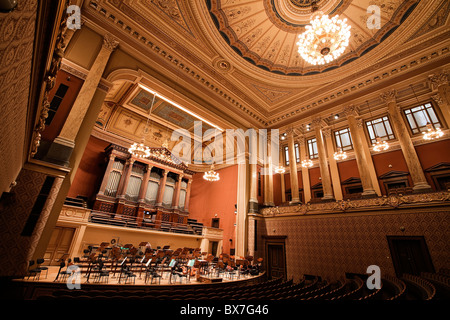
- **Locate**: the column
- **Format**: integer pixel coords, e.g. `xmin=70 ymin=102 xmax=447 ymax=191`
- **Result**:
xmin=172 ymin=174 xmax=183 ymax=209
xmin=235 ymin=159 xmax=249 ymax=258
xmin=156 ymin=170 xmax=168 ymax=206
xmin=286 ymin=129 xmax=300 ymax=204
xmin=138 ymin=165 xmax=152 ymax=202
xmin=280 ymin=147 xmax=286 ymax=203
xmin=44 ymin=34 xmax=119 ymax=166
xmin=97 ymin=153 xmax=116 ymax=195
xmin=263 ymin=133 xmax=274 ymax=207
xmin=249 ymin=162 xmax=259 ymax=212
xmin=184 ymin=179 xmax=193 ymax=212
xmin=344 ymin=105 xmax=377 ymax=197
xmin=381 ymin=90 xmax=432 ymax=191
xmin=117 ymin=158 xmax=135 ymax=198
xmin=429 ymin=72 xmax=450 ymax=126
xmin=298 ymin=136 xmax=311 ymax=203
xmin=322 ymin=128 xmax=343 ymax=200
xmin=312 ymin=118 xmax=334 ymax=200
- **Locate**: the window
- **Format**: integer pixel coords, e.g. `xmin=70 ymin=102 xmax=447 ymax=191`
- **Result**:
xmin=212 ymin=218 xmax=220 ymax=228
xmin=334 ymin=128 xmax=353 ymax=151
xmin=284 ymin=146 xmax=289 ymax=165
xmin=294 ymin=143 xmax=300 ymax=163
xmin=307 ymin=138 xmax=318 ymax=159
xmin=404 ymin=102 xmax=442 ymax=134
xmin=46 ymin=84 xmax=69 ymax=125
xmin=366 ymin=116 xmax=395 ymax=144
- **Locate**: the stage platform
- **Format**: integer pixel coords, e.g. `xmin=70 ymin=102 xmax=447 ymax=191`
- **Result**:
xmin=10 ymin=265 xmax=266 ymax=300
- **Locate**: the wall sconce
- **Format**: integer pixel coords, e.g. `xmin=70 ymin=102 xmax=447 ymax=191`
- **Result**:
xmin=0 ymin=0 xmax=18 ymax=13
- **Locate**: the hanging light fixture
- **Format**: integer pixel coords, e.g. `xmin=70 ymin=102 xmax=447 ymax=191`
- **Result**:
xmin=296 ymin=2 xmax=351 ymax=65
xmin=409 ymin=85 xmax=444 ymax=141
xmin=128 ymin=93 xmax=156 ymax=158
xmin=373 ymin=137 xmax=389 ymax=152
xmin=301 ymin=159 xmax=313 ymax=168
xmin=423 ymin=123 xmax=444 ymax=140
xmin=203 ymin=164 xmax=220 ymax=182
xmin=366 ymin=100 xmax=389 ymax=152
xmin=274 ymin=166 xmax=286 ymax=174
xmin=333 ymin=147 xmax=347 ymax=160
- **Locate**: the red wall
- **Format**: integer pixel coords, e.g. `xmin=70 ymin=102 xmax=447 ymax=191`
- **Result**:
xmin=67 ymin=136 xmax=109 ymax=203
xmin=273 ymin=173 xmax=282 ymax=205
xmin=372 ymin=149 xmax=412 ymax=194
xmin=188 ymin=165 xmax=238 ymax=255
xmin=416 ymin=139 xmax=450 ymax=188
xmin=337 ymin=159 xmax=360 ymax=182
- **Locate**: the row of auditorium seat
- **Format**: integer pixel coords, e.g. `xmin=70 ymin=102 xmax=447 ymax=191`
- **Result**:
xmin=36 ymin=271 xmax=449 ymax=301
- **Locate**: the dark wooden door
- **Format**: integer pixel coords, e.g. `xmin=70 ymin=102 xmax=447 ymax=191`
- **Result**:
xmin=263 ymin=235 xmax=287 ymax=280
xmin=267 ymin=244 xmax=286 ymax=280
xmin=387 ymin=236 xmax=435 ymax=277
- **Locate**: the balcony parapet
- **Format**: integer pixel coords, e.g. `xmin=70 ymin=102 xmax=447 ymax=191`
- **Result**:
xmin=260 ymin=191 xmax=450 ymax=217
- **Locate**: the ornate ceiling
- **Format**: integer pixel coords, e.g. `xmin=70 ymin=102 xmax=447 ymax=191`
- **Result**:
xmin=81 ymin=0 xmax=450 ymax=140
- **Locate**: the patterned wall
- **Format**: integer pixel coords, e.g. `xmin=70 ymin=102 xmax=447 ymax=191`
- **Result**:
xmin=257 ymin=209 xmax=449 ymax=282
xmin=0 ymin=168 xmax=63 ymax=277
xmin=0 ymin=0 xmax=38 ymax=194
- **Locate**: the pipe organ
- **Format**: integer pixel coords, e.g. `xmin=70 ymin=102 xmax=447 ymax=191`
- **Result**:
xmin=94 ymin=144 xmax=194 ymax=227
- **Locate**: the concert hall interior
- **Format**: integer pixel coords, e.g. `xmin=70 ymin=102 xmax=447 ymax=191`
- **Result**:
xmin=0 ymin=0 xmax=449 ymax=303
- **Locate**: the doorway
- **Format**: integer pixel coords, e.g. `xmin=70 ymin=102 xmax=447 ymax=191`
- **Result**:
xmin=387 ymin=236 xmax=435 ymax=277
xmin=264 ymin=236 xmax=287 ymax=280
xmin=45 ymin=226 xmax=75 ymax=265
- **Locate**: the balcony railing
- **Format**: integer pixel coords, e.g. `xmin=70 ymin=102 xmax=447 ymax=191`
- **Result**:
xmin=87 ymin=210 xmax=203 ymax=235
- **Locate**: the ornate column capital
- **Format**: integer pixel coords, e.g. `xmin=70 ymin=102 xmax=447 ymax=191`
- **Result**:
xmin=428 ymin=72 xmax=449 ymax=89
xmin=322 ymin=127 xmax=332 ymax=138
xmin=380 ymin=89 xmax=397 ymax=104
xmin=431 ymin=93 xmax=444 ymax=106
xmin=356 ymin=118 xmax=364 ymax=128
xmin=103 ymin=33 xmax=120 ymax=51
xmin=297 ymin=135 xmax=306 ymax=145
xmin=343 ymin=104 xmax=359 ymax=118
xmin=312 ymin=117 xmax=326 ymax=130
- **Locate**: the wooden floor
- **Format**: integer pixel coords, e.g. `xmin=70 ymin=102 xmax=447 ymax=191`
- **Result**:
xmin=17 ymin=265 xmax=260 ymax=286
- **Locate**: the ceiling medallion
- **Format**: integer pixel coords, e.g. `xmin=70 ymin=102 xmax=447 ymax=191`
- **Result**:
xmin=297 ymin=6 xmax=351 ymax=65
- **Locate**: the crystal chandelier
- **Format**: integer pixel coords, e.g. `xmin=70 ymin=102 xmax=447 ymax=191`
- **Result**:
xmin=128 ymin=143 xmax=150 ymax=158
xmin=297 ymin=10 xmax=351 ymax=65
xmin=274 ymin=166 xmax=286 ymax=174
xmin=129 ymin=93 xmax=156 ymax=158
xmin=301 ymin=159 xmax=313 ymax=168
xmin=423 ymin=123 xmax=444 ymax=140
xmin=203 ymin=164 xmax=220 ymax=182
xmin=333 ymin=148 xmax=347 ymax=161
xmin=373 ymin=137 xmax=389 ymax=152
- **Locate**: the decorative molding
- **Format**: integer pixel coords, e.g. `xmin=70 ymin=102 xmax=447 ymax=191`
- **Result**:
xmin=30 ymin=2 xmax=71 ymax=157
xmin=260 ymin=191 xmax=450 ymax=216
